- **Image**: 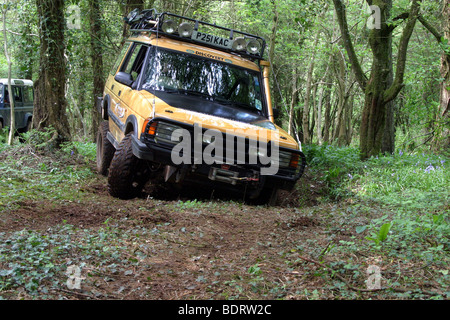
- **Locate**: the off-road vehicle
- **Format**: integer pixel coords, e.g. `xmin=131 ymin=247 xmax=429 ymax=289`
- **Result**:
xmin=0 ymin=79 xmax=34 ymax=132
xmin=96 ymin=9 xmax=306 ymax=204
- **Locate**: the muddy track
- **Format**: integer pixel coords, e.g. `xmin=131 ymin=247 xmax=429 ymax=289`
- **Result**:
xmin=1 ymin=170 xmax=337 ymax=300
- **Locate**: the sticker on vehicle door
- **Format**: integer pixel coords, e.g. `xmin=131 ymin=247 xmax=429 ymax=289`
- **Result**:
xmin=115 ymin=102 xmax=125 ymax=118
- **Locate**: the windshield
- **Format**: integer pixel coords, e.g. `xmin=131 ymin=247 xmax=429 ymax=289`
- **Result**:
xmin=142 ymin=48 xmax=265 ymax=115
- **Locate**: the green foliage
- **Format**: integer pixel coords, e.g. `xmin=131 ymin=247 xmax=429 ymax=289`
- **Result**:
xmin=0 ymin=224 xmax=140 ymax=298
xmin=1 ymin=0 xmax=449 ymax=300
xmin=303 ymin=144 xmax=361 ymax=171
xmin=0 ymin=140 xmax=448 ymax=299
xmin=304 ymin=144 xmax=448 ymax=259
xmin=297 ymin=145 xmax=449 ymax=298
xmin=0 ymin=135 xmax=96 ymax=207
xmin=61 ymin=140 xmax=97 ymax=162
xmin=357 ymin=152 xmax=448 ymax=208
xmin=0 ymin=126 xmax=7 ymax=145
xmin=366 ymin=222 xmax=392 ymax=245
xmin=303 ymin=144 xmax=361 ymax=199
xmin=341 ymin=149 xmax=449 ymax=266
xmin=20 ymin=127 xmax=58 ymax=151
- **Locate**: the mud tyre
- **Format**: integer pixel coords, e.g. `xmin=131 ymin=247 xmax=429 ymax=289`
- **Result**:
xmin=96 ymin=121 xmax=115 ymax=176
xmin=107 ymin=133 xmax=150 ymax=199
xmin=253 ymin=186 xmax=279 ymax=206
xmin=25 ymin=119 xmax=32 ymax=132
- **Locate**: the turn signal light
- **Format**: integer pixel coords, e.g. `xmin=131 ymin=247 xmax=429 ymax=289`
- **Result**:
xmin=143 ymin=120 xmax=158 ymax=135
xmin=289 ymin=154 xmax=300 ymax=168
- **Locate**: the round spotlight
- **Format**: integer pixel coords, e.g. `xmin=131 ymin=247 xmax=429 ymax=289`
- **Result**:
xmin=178 ymin=22 xmax=193 ymax=37
xmin=232 ymin=37 xmax=246 ymax=51
xmin=246 ymin=39 xmax=261 ymax=55
xmin=161 ymin=20 xmax=176 ymax=34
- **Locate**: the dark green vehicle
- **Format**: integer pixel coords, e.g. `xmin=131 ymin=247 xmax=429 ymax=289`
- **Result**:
xmin=0 ymin=79 xmax=34 ymax=132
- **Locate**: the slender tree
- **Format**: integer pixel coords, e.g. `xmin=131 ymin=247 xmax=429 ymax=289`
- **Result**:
xmin=1 ymin=2 xmax=14 ymax=145
xmin=434 ymin=0 xmax=450 ymax=150
xmin=33 ymin=0 xmax=70 ymax=142
xmin=302 ymin=30 xmax=320 ymax=145
xmin=89 ymin=0 xmax=105 ymax=142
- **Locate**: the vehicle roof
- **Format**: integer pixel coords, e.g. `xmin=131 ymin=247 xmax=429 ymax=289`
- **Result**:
xmin=0 ymin=79 xmax=33 ymax=86
xmin=127 ymin=33 xmax=263 ymax=72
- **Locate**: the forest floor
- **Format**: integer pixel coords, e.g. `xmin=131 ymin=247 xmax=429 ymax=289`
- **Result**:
xmin=0 ymin=137 xmax=448 ymax=301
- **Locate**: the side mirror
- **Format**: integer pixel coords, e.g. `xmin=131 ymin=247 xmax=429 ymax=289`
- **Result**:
xmin=114 ymin=72 xmax=133 ymax=87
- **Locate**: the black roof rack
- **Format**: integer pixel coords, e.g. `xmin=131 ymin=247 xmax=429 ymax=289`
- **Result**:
xmin=126 ymin=9 xmax=266 ymax=60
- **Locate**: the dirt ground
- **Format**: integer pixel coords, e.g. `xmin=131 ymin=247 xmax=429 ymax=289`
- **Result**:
xmin=2 ymin=160 xmax=363 ymax=300
xmin=2 ymin=145 xmax=448 ymax=302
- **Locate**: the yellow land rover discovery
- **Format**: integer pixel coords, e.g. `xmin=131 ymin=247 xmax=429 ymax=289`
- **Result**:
xmin=96 ymin=9 xmax=306 ymax=204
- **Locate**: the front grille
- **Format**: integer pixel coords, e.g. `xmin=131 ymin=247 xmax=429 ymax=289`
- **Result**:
xmin=141 ymin=119 xmax=303 ymax=178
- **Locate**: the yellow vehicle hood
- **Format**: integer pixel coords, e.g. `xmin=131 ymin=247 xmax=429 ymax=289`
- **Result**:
xmin=138 ymin=91 xmax=298 ymax=150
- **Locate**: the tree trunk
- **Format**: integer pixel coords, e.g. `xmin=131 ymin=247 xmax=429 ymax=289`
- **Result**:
xmin=333 ymin=0 xmax=421 ymax=159
xmin=316 ymin=84 xmax=325 ymax=145
xmin=333 ymin=50 xmax=346 ymax=145
xmin=269 ymin=0 xmax=278 ymax=69
xmin=363 ymin=0 xmax=420 ymax=158
xmin=322 ymin=70 xmax=334 ymax=144
xmin=288 ymin=68 xmax=299 ymax=136
xmin=89 ymin=0 xmax=105 ymax=142
xmin=34 ymin=0 xmax=70 ymax=142
xmin=17 ymin=24 xmax=34 ymax=80
xmin=2 ymin=7 xmax=15 ymax=145
xmin=302 ymin=31 xmax=320 ymax=145
xmin=359 ymin=4 xmax=393 ymax=156
xmin=381 ymin=0 xmax=395 ymax=154
xmin=269 ymin=0 xmax=282 ymax=128
xmin=345 ymin=94 xmax=354 ymax=145
xmin=433 ymin=1 xmax=450 ymax=151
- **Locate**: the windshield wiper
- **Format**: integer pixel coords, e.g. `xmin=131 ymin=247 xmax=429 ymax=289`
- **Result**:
xmin=214 ymin=97 xmax=259 ymax=113
xmin=163 ymin=89 xmax=211 ymax=99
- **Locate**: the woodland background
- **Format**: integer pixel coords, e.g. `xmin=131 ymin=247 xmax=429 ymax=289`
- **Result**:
xmin=1 ymin=0 xmax=449 ymax=157
xmin=0 ymin=0 xmax=448 ymax=301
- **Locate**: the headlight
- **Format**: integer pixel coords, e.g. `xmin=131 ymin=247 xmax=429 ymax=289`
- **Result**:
xmin=276 ymin=150 xmax=299 ymax=169
xmin=248 ymin=144 xmax=268 ymax=159
xmin=202 ymin=134 xmax=216 ymax=145
xmin=145 ymin=121 xmax=183 ymax=145
xmin=155 ymin=122 xmax=183 ymax=144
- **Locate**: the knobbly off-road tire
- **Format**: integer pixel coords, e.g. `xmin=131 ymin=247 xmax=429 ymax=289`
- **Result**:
xmin=25 ymin=119 xmax=32 ymax=132
xmin=253 ymin=186 xmax=279 ymax=206
xmin=107 ymin=133 xmax=150 ymax=199
xmin=96 ymin=121 xmax=115 ymax=176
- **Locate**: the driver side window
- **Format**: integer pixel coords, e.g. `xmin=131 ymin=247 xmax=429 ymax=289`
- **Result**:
xmin=120 ymin=43 xmax=148 ymax=81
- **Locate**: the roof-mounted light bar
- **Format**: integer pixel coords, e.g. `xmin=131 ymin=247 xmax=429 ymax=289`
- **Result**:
xmin=128 ymin=9 xmax=266 ymax=60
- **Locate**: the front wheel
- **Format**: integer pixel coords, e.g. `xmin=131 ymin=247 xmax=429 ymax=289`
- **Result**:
xmin=254 ymin=186 xmax=279 ymax=206
xmin=25 ymin=119 xmax=32 ymax=132
xmin=107 ymin=133 xmax=150 ymax=199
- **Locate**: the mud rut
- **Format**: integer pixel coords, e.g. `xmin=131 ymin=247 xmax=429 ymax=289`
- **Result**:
xmin=1 ymin=171 xmax=338 ymax=300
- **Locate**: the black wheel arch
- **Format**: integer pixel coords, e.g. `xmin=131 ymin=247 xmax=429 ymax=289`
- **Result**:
xmin=102 ymin=95 xmax=111 ymax=120
xmin=125 ymin=114 xmax=139 ymax=137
